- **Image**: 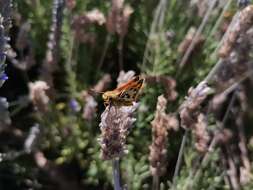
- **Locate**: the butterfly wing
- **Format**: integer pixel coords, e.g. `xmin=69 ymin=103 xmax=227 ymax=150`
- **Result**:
xmin=115 ymin=76 xmax=140 ymax=92
xmin=117 ymin=78 xmax=144 ymax=103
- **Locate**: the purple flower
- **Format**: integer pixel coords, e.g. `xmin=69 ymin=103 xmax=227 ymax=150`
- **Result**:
xmin=0 ymin=73 xmax=8 ymax=81
xmin=0 ymin=73 xmax=8 ymax=87
xmin=69 ymin=98 xmax=81 ymax=112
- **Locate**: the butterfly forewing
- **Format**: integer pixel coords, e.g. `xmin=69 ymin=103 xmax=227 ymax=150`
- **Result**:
xmin=115 ymin=76 xmax=140 ymax=91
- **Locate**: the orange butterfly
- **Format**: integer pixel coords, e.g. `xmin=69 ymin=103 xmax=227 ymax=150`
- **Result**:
xmin=102 ymin=76 xmax=144 ymax=107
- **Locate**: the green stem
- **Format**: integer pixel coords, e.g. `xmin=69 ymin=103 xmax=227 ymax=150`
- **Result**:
xmin=172 ymin=129 xmax=189 ymax=189
xmin=98 ymin=34 xmax=111 ymax=71
xmin=112 ymin=158 xmax=122 ymax=190
xmin=152 ymin=174 xmax=160 ymax=190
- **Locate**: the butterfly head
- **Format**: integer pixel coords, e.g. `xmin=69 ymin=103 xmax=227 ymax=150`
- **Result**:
xmin=102 ymin=91 xmax=118 ymax=102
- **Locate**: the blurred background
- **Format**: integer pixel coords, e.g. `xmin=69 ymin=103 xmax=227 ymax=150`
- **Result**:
xmin=0 ymin=0 xmax=253 ymax=189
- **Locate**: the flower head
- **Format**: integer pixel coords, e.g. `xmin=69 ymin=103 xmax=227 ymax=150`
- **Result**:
xmin=180 ymin=81 xmax=213 ymax=129
xmin=106 ymin=0 xmax=133 ymax=37
xmin=69 ymin=98 xmax=81 ymax=113
xmin=98 ymin=103 xmax=138 ymax=160
xmin=82 ymin=91 xmax=98 ymax=121
xmin=0 ymin=97 xmax=11 ymax=127
xmin=0 ymin=72 xmax=8 ymax=87
xmin=29 ymin=81 xmax=50 ymax=113
xmin=149 ymin=95 xmax=178 ymax=176
xmin=117 ymin=70 xmax=135 ymax=86
xmin=193 ymin=113 xmax=210 ymax=153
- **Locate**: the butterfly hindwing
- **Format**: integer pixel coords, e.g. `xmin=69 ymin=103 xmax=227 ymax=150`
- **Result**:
xmin=118 ymin=78 xmax=144 ymax=102
xmin=118 ymin=88 xmax=137 ymax=102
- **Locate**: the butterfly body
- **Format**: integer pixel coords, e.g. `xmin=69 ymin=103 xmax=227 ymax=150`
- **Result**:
xmin=102 ymin=76 xmax=144 ymax=107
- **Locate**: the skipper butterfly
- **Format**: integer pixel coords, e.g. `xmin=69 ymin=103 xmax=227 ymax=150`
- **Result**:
xmin=102 ymin=76 xmax=144 ymax=107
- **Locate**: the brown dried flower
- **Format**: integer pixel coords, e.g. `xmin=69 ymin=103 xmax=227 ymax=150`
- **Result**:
xmin=145 ymin=75 xmax=177 ymax=101
xmin=210 ymin=93 xmax=228 ymax=112
xmin=240 ymin=167 xmax=252 ymax=185
xmin=29 ymin=81 xmax=50 ymax=113
xmin=214 ymin=6 xmax=253 ymax=93
xmin=106 ymin=0 xmax=133 ymax=37
xmin=34 ymin=151 xmax=48 ymax=168
xmin=149 ymin=95 xmax=178 ymax=176
xmin=92 ymin=74 xmax=112 ymax=93
xmin=219 ymin=5 xmax=253 ymax=58
xmin=81 ymin=91 xmax=98 ymax=122
xmin=81 ymin=74 xmax=112 ymax=121
xmin=118 ymin=5 xmax=133 ymax=37
xmin=72 ymin=9 xmax=105 ymax=43
xmin=66 ymin=0 xmax=76 ymax=10
xmin=215 ymin=128 xmax=233 ymax=145
xmin=72 ymin=9 xmax=105 ymax=27
xmin=86 ymin=9 xmax=106 ymax=25
xmin=193 ymin=113 xmax=210 ymax=153
xmin=117 ymin=70 xmax=136 ymax=86
xmin=180 ymin=81 xmax=212 ymax=129
xmin=190 ymin=0 xmax=208 ymax=18
xmin=98 ymin=103 xmax=138 ymax=160
xmin=106 ymin=0 xmax=123 ymax=34
xmin=178 ymin=27 xmax=204 ymax=54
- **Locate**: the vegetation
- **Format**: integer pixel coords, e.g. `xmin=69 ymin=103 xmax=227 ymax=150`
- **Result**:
xmin=0 ymin=0 xmax=253 ymax=189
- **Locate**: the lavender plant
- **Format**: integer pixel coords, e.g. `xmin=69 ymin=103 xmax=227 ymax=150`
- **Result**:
xmin=2 ymin=0 xmax=253 ymax=189
xmin=0 ymin=0 xmax=12 ymax=88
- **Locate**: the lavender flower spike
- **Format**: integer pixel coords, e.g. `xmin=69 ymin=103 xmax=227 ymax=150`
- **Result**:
xmin=98 ymin=102 xmax=138 ymax=160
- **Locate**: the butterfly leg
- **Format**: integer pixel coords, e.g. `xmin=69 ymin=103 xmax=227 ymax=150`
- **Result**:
xmin=106 ymin=99 xmax=113 ymax=111
xmin=104 ymin=101 xmax=109 ymax=107
xmin=108 ymin=102 xmax=112 ymax=111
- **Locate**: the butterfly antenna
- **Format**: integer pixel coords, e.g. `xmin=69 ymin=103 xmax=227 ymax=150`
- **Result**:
xmin=89 ymin=88 xmax=105 ymax=94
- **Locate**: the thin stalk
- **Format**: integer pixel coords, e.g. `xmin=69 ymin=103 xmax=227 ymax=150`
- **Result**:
xmin=152 ymin=174 xmax=160 ymax=190
xmin=218 ymin=70 xmax=253 ymax=96
xmin=10 ymin=103 xmax=29 ymax=117
xmin=226 ymin=147 xmax=240 ymax=190
xmin=204 ymin=59 xmax=222 ymax=82
xmin=65 ymin=34 xmax=77 ymax=95
xmin=142 ymin=0 xmax=167 ymax=70
xmin=118 ymin=36 xmax=124 ymax=71
xmin=208 ymin=0 xmax=232 ymax=39
xmin=236 ymin=92 xmax=251 ymax=183
xmin=112 ymin=158 xmax=122 ymax=190
xmin=172 ymin=129 xmax=189 ymax=188
xmin=178 ymin=0 xmax=219 ymax=69
xmin=98 ymin=34 xmax=111 ymax=71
